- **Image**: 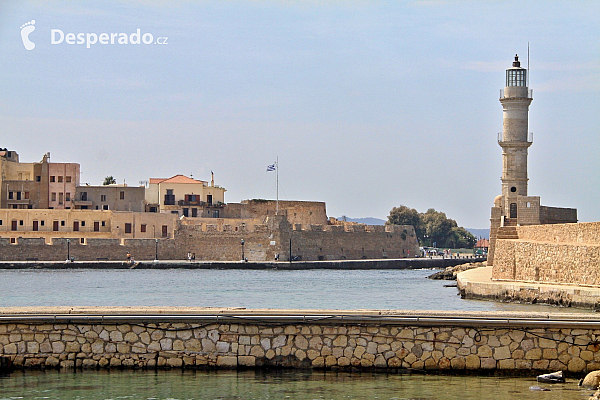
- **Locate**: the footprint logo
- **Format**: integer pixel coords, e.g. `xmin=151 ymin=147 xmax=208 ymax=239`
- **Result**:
xmin=20 ymin=20 xmax=36 ymax=50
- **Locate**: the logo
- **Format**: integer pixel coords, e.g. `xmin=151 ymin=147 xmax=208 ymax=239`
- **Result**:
xmin=20 ymin=20 xmax=36 ymax=50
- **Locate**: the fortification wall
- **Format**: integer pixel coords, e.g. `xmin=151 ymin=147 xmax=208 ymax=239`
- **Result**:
xmin=289 ymin=224 xmax=419 ymax=261
xmin=492 ymin=222 xmax=600 ymax=285
xmin=0 ymin=216 xmax=415 ymax=262
xmin=2 ymin=310 xmax=599 ymax=373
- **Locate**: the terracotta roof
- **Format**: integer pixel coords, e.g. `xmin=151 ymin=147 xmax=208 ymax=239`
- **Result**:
xmin=475 ymin=238 xmax=490 ymax=248
xmin=149 ymin=175 xmax=206 ymax=185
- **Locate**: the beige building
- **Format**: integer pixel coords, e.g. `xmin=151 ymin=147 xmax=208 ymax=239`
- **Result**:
xmin=0 ymin=150 xmax=81 ymax=211
xmin=146 ymin=174 xmax=226 ymax=218
xmin=0 ymin=208 xmax=177 ymax=242
xmin=74 ymin=184 xmax=146 ymax=212
xmin=488 ymin=55 xmax=577 ymax=265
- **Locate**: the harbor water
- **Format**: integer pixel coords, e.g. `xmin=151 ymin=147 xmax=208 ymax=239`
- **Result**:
xmin=0 ymin=268 xmax=593 ymax=399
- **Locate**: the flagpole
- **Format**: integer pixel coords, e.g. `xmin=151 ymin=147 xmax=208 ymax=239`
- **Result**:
xmin=276 ymin=156 xmax=279 ymax=215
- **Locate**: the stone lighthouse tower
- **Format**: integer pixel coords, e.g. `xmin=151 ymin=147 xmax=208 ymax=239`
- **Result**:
xmin=499 ymin=54 xmax=532 ymax=216
xmin=487 ymin=54 xmax=577 ymax=266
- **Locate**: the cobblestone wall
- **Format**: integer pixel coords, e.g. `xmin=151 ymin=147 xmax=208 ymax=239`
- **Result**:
xmin=2 ymin=319 xmax=600 ymax=373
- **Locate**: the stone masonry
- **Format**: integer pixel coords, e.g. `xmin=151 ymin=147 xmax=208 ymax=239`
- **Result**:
xmin=2 ymin=310 xmax=600 ymax=374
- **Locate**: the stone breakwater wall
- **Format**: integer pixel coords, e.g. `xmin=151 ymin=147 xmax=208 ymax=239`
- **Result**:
xmin=492 ymin=221 xmax=600 ymax=286
xmin=2 ymin=310 xmax=600 ymax=374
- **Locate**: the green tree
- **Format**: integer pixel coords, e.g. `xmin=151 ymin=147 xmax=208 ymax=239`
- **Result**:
xmin=386 ymin=206 xmax=477 ymax=249
xmin=386 ymin=206 xmax=420 ymax=229
xmin=103 ymin=176 xmax=116 ymax=185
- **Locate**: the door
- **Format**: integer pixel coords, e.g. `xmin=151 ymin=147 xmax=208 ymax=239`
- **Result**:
xmin=73 ymin=221 xmax=79 ymax=232
xmin=162 ymin=225 xmax=168 ymax=238
xmin=509 ymin=203 xmax=517 ymax=219
xmin=207 ymin=195 xmax=213 ymax=205
xmin=33 ymin=221 xmax=38 ymax=231
xmin=93 ymin=221 xmax=100 ymax=232
xmin=53 ymin=221 xmax=59 ymax=231
xmin=11 ymin=220 xmax=17 ymax=231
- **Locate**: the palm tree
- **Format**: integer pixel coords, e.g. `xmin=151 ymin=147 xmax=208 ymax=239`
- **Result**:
xmin=103 ymin=176 xmax=116 ymax=185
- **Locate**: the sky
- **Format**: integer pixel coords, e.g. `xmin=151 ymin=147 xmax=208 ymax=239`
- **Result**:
xmin=0 ymin=1 xmax=598 ymax=229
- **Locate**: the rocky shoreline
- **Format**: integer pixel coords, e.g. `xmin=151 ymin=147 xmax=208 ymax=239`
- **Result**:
xmin=427 ymin=262 xmax=486 ymax=280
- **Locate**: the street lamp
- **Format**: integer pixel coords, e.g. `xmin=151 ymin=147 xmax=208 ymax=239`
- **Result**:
xmin=67 ymin=239 xmax=71 ymax=262
xmin=241 ymin=239 xmax=245 ymax=261
xmin=155 ymin=239 xmax=159 ymax=262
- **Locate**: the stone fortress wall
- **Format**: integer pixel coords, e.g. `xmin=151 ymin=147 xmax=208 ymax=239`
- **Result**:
xmin=492 ymin=221 xmax=600 ymax=285
xmin=0 ymin=215 xmax=419 ymax=262
xmin=2 ymin=310 xmax=600 ymax=374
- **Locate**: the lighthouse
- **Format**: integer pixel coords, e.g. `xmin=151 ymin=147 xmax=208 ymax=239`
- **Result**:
xmin=487 ymin=54 xmax=577 ymax=267
xmin=499 ymin=54 xmax=533 ymax=218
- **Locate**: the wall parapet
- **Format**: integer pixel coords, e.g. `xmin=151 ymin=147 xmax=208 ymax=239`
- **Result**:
xmin=1 ymin=309 xmax=598 ymax=373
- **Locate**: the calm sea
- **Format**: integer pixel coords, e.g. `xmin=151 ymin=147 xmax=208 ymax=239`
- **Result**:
xmin=0 ymin=369 xmax=592 ymax=400
xmin=0 ymin=268 xmax=591 ymax=312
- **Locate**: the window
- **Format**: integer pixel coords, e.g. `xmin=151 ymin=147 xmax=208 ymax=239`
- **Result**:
xmin=66 ymin=176 xmax=71 ymax=183
xmin=24 ymin=192 xmax=29 ymax=199
xmin=16 ymin=192 xmax=21 ymax=200
xmin=80 ymin=192 xmax=88 ymax=201
xmin=101 ymin=221 xmax=106 ymax=227
xmin=36 ymin=176 xmax=41 ymax=182
xmin=102 ymin=205 xmax=109 ymax=210
xmin=59 ymin=193 xmax=64 ymax=204
xmin=125 ymin=223 xmax=132 ymax=234
xmin=81 ymin=221 xmax=86 ymax=227
xmin=40 ymin=220 xmax=45 ymax=226
xmin=100 ymin=195 xmax=106 ymax=202
xmin=65 ymin=192 xmax=71 ymax=202
xmin=61 ymin=220 xmax=66 ymax=226
xmin=51 ymin=192 xmax=56 ymax=201
xmin=50 ymin=176 xmax=56 ymax=182
xmin=120 ymin=191 xmax=125 ymax=200
xmin=19 ymin=220 xmax=23 ymax=226
xmin=0 ymin=220 xmax=2 ymax=225
xmin=58 ymin=176 xmax=63 ymax=183
xmin=8 ymin=192 xmax=13 ymax=200
xmin=141 ymin=224 xmax=147 ymax=233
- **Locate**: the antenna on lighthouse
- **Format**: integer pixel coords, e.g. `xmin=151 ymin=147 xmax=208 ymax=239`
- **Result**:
xmin=527 ymin=42 xmax=530 ymax=87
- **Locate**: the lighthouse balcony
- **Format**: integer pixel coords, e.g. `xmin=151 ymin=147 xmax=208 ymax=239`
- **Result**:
xmin=497 ymin=132 xmax=533 ymax=145
xmin=500 ymin=88 xmax=533 ymax=100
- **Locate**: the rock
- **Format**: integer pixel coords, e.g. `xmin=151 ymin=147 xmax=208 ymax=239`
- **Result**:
xmin=537 ymin=371 xmax=565 ymax=383
xmin=427 ymin=262 xmax=485 ymax=280
xmin=581 ymin=371 xmax=600 ymax=389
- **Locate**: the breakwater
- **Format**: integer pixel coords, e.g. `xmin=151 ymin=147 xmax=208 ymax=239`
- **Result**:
xmin=1 ymin=308 xmax=599 ymax=374
xmin=0 ymin=257 xmax=485 ymax=270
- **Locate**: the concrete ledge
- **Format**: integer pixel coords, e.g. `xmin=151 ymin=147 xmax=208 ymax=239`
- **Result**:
xmin=457 ymin=267 xmax=600 ymax=310
xmin=0 ymin=257 xmax=486 ymax=270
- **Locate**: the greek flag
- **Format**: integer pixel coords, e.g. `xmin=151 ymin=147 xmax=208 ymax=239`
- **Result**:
xmin=266 ymin=163 xmax=276 ymax=172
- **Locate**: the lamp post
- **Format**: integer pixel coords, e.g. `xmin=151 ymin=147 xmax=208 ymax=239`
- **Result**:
xmin=155 ymin=239 xmax=158 ymax=262
xmin=241 ymin=239 xmax=245 ymax=261
xmin=67 ymin=239 xmax=71 ymax=262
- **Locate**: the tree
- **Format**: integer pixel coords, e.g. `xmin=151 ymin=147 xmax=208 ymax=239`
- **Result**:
xmin=103 ymin=176 xmax=116 ymax=185
xmin=386 ymin=205 xmax=420 ymax=228
xmin=386 ymin=206 xmax=477 ymax=249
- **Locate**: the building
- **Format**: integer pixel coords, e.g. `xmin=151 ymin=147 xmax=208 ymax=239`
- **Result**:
xmin=0 ymin=150 xmax=80 ymax=210
xmin=146 ymin=174 xmax=226 ymax=217
xmin=74 ymin=184 xmax=146 ymax=212
xmin=487 ymin=55 xmax=577 ymax=265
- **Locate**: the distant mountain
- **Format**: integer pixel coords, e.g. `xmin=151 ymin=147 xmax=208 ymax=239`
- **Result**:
xmin=466 ymin=228 xmax=489 ymax=239
xmin=337 ymin=217 xmax=386 ymax=225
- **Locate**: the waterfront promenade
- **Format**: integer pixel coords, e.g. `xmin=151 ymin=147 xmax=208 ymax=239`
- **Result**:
xmin=458 ymin=266 xmax=600 ymax=310
xmin=0 ymin=256 xmax=484 ymax=270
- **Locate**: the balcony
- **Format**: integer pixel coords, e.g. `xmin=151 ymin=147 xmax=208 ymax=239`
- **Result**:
xmin=178 ymin=200 xmax=206 ymax=207
xmin=497 ymin=132 xmax=533 ymax=145
xmin=500 ymin=88 xmax=533 ymax=100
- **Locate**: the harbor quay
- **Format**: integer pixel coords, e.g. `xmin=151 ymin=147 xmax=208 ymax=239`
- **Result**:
xmin=0 ymin=256 xmax=485 ymax=270
xmin=2 ymin=307 xmax=600 ymax=375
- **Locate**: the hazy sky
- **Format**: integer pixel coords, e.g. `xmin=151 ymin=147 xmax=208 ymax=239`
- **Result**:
xmin=1 ymin=1 xmax=598 ymax=228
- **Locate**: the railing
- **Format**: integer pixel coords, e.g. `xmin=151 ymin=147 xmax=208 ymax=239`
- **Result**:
xmin=500 ymin=88 xmax=533 ymax=99
xmin=497 ymin=132 xmax=533 ymax=144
